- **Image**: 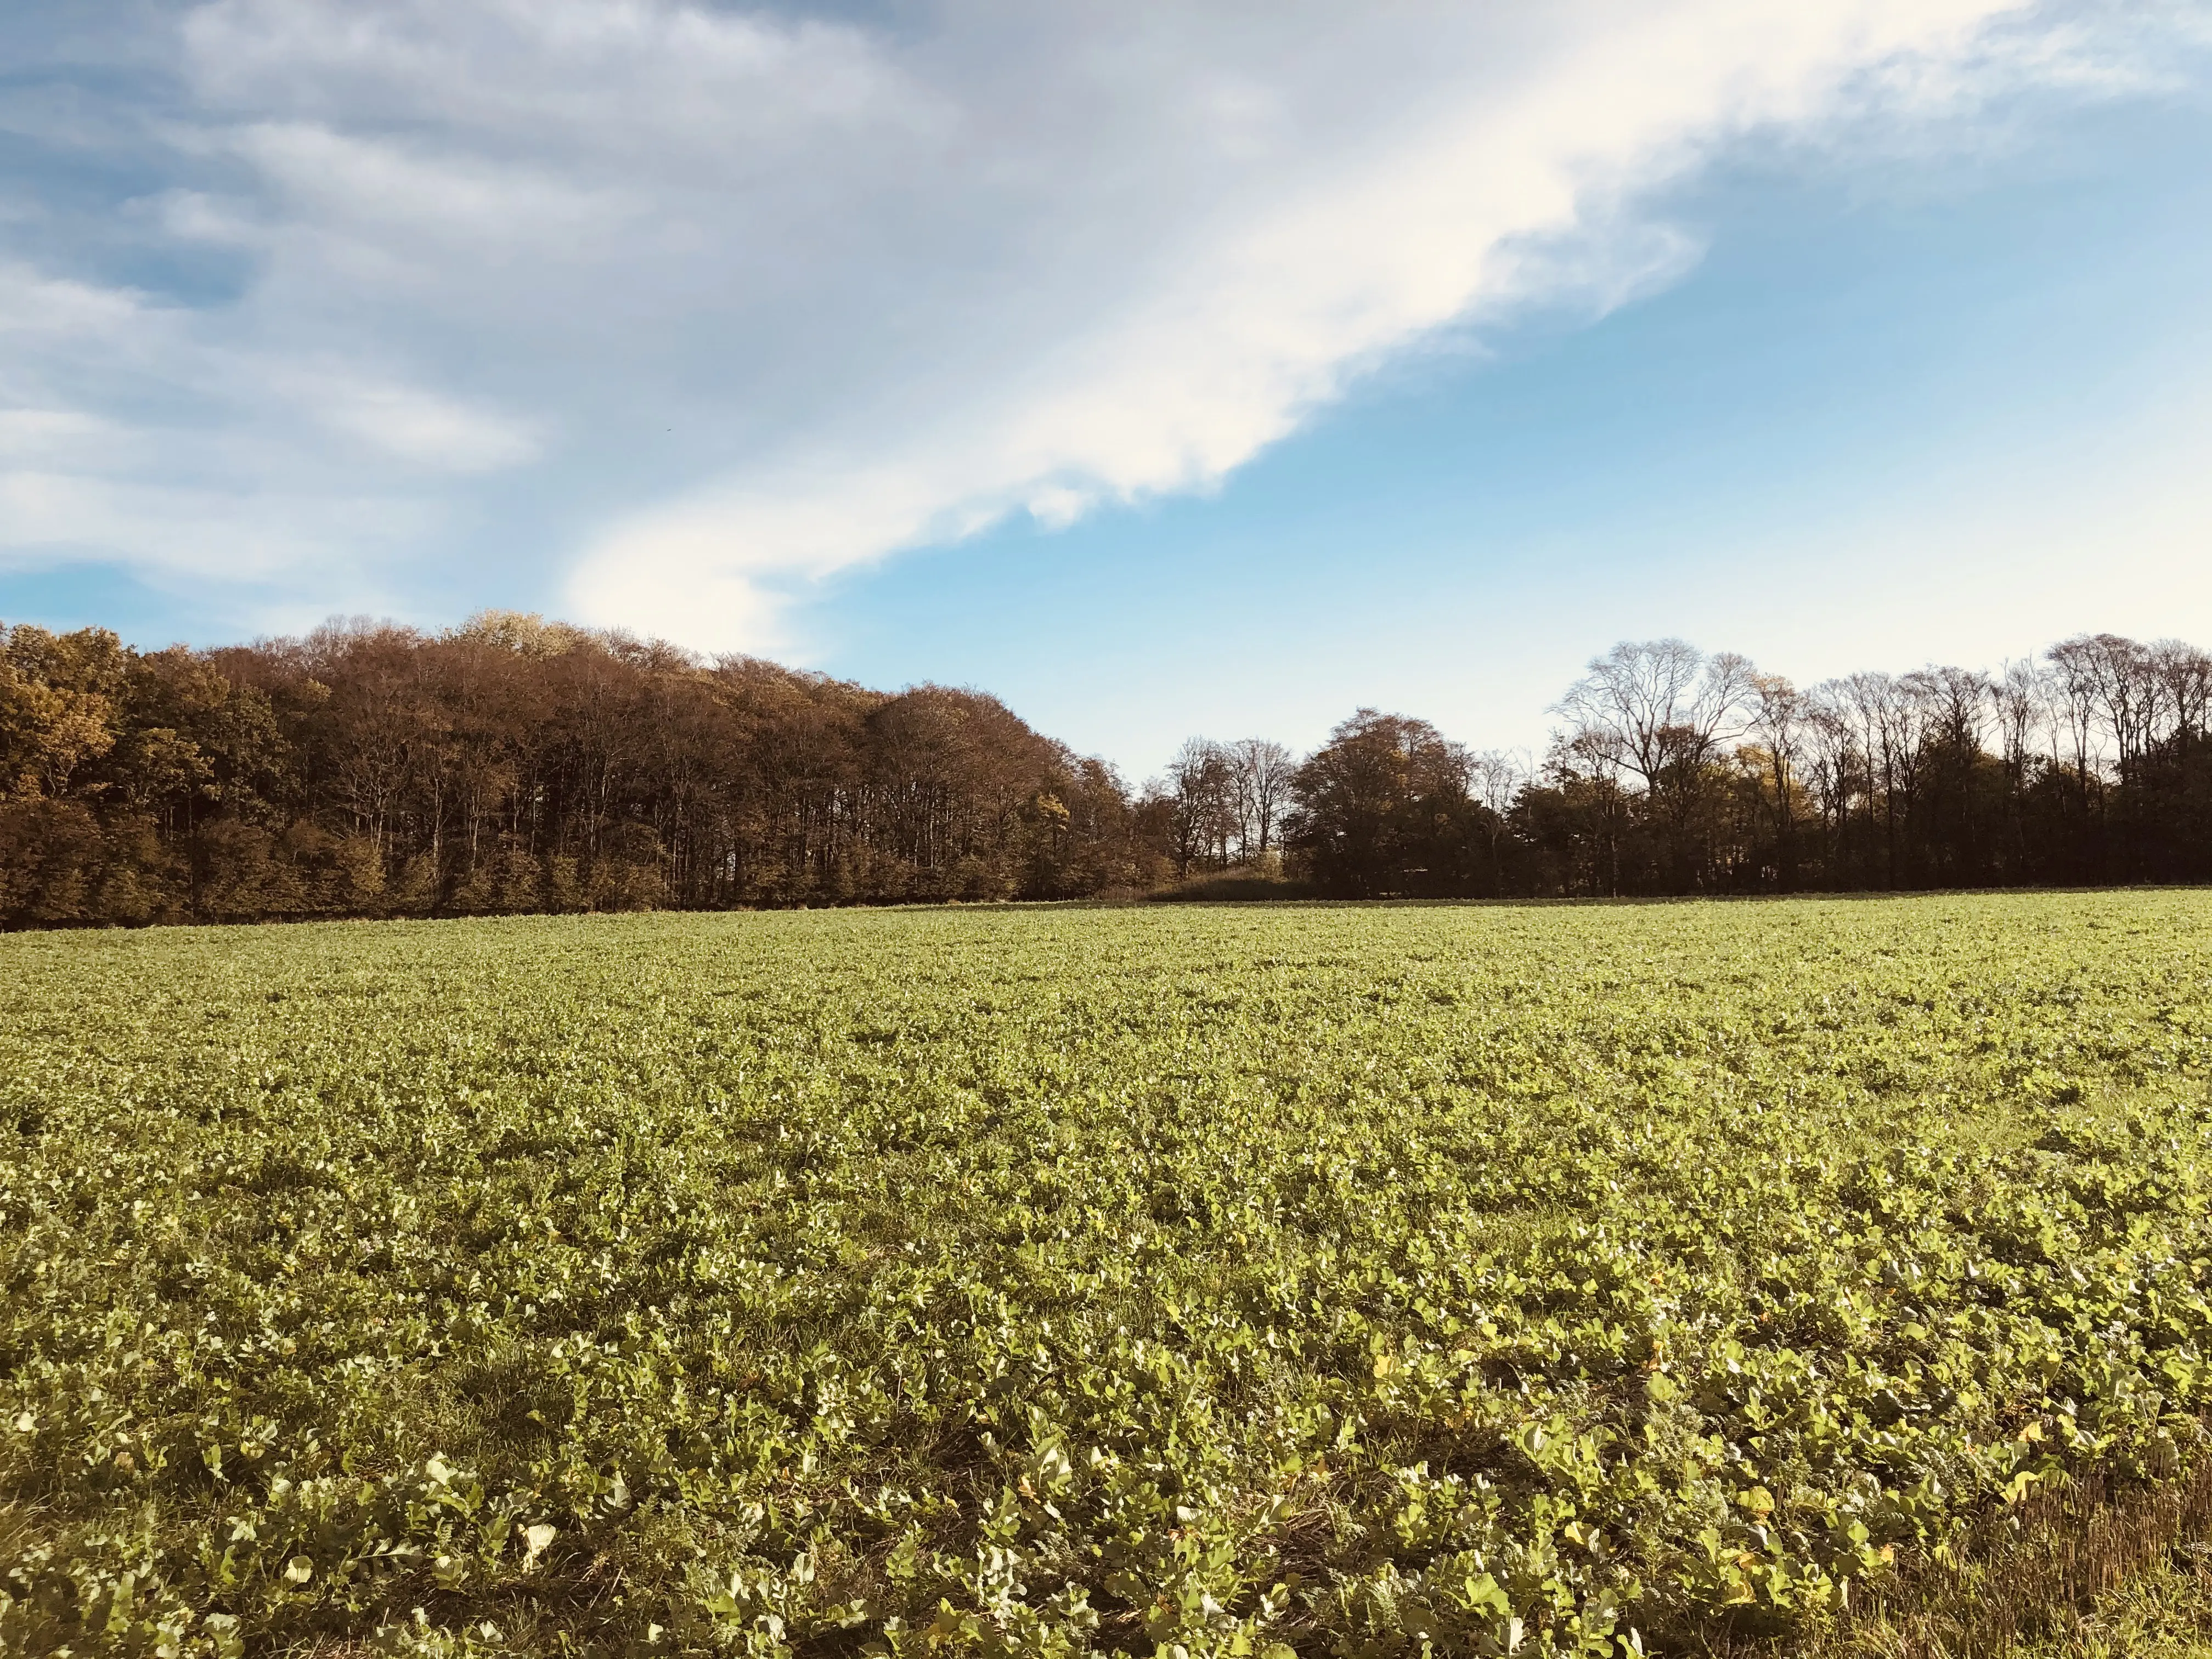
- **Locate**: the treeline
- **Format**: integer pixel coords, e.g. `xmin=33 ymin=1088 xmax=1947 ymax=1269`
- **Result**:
xmin=1163 ymin=634 xmax=2212 ymax=898
xmin=2 ymin=615 xmax=2207 ymax=926
xmin=0 ymin=613 xmax=1159 ymax=927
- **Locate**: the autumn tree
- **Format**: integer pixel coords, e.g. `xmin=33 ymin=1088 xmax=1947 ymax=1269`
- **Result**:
xmin=1285 ymin=710 xmax=1487 ymax=898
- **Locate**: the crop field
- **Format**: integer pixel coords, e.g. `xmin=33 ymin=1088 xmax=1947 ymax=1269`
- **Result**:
xmin=5 ymin=893 xmax=2212 ymax=1658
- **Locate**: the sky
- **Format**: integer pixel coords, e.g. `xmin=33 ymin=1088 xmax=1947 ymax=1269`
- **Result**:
xmin=3 ymin=1 xmax=2210 ymax=777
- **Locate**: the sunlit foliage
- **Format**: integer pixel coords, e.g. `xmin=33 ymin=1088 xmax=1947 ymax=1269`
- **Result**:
xmin=3 ymin=893 xmax=2210 ymax=1655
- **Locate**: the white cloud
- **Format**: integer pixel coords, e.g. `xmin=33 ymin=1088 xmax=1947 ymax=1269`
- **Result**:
xmin=0 ymin=408 xmax=111 ymax=459
xmin=0 ymin=465 xmax=436 ymax=591
xmin=0 ymin=0 xmax=2186 ymax=643
xmin=0 ymin=263 xmax=145 ymax=340
xmin=561 ymin=0 xmax=2056 ymax=645
xmin=0 ymin=256 xmax=530 ymax=582
xmin=301 ymin=371 xmax=540 ymax=471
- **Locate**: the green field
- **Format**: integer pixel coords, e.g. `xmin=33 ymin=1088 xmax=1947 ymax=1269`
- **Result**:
xmin=5 ymin=894 xmax=2212 ymax=1657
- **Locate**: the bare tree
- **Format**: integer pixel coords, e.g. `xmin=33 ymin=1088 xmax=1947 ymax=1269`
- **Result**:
xmin=1555 ymin=640 xmax=1752 ymax=890
xmin=1801 ymin=696 xmax=1860 ymax=872
xmin=1989 ymin=658 xmax=2050 ymax=874
xmin=1224 ymin=738 xmax=1295 ymax=864
xmin=1467 ymin=749 xmax=1526 ymax=889
xmin=2151 ymin=640 xmax=2212 ymax=743
xmin=1828 ymin=672 xmax=1928 ymax=888
xmin=1554 ymin=640 xmax=1750 ymax=792
xmin=1990 ymin=660 xmax=2046 ymax=781
xmin=1745 ymin=673 xmax=1807 ymax=888
xmin=1164 ymin=738 xmax=1238 ymax=873
xmin=1911 ymin=666 xmax=1991 ymax=755
xmin=1468 ymin=749 xmax=1525 ymax=820
xmin=2044 ymin=636 xmax=2112 ymax=782
xmin=2049 ymin=634 xmax=2164 ymax=782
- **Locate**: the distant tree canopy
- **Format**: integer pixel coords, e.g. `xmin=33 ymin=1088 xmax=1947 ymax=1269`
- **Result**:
xmin=1282 ymin=711 xmax=1498 ymax=899
xmin=2 ymin=617 xmax=2207 ymax=926
xmin=0 ymin=613 xmax=1159 ymax=927
xmin=1267 ymin=634 xmax=2212 ymax=900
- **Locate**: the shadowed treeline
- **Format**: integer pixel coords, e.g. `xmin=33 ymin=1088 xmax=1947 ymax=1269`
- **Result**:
xmin=1171 ymin=635 xmax=2212 ymax=899
xmin=2 ymin=617 xmax=2207 ymax=926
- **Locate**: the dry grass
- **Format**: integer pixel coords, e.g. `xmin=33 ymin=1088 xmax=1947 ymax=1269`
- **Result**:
xmin=1783 ymin=1455 xmax=2212 ymax=1658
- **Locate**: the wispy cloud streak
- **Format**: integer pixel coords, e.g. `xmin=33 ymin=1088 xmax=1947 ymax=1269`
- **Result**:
xmin=0 ymin=0 xmax=2187 ymax=644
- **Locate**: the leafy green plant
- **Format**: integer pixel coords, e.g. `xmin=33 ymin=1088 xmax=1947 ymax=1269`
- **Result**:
xmin=3 ymin=893 xmax=2210 ymax=1655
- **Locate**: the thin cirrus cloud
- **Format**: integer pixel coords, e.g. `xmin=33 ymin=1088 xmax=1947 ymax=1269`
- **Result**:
xmin=0 ymin=0 xmax=2179 ymax=646
xmin=297 ymin=373 xmax=540 ymax=475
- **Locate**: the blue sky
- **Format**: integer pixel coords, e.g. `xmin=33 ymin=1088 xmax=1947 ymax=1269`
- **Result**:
xmin=3 ymin=2 xmax=2210 ymax=775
